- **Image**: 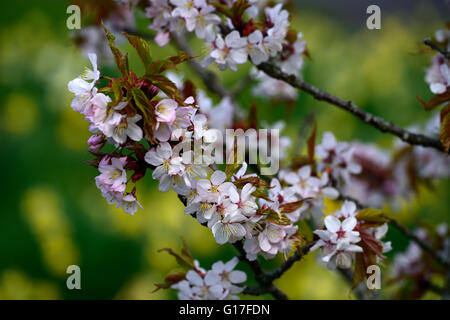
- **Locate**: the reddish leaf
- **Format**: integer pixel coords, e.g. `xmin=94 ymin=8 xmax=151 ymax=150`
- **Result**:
xmin=279 ymin=199 xmax=308 ymax=213
xmin=417 ymin=92 xmax=450 ymax=111
xmin=153 ymin=271 xmax=186 ymax=292
xmin=440 ymin=103 xmax=450 ymax=153
xmin=307 ymin=123 xmax=317 ymax=165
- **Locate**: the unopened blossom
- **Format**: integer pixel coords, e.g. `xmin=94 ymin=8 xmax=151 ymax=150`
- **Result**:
xmin=87 ymin=134 xmax=105 ymax=152
xmin=172 ymin=105 xmax=196 ymax=139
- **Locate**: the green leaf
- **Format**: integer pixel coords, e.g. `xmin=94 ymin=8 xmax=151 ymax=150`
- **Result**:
xmin=262 ymin=208 xmax=291 ymax=225
xmin=232 ymin=0 xmax=251 ymax=16
xmin=144 ymin=74 xmax=183 ymax=104
xmin=131 ymin=87 xmax=156 ymax=143
xmin=297 ymin=220 xmax=314 ymax=242
xmin=225 ymin=145 xmax=243 ymax=180
xmin=124 ymin=33 xmax=153 ymax=73
xmin=102 ymin=24 xmax=129 ymax=77
xmin=157 ymin=248 xmax=195 ymax=270
xmin=251 ymin=187 xmax=272 ymax=202
xmin=210 ymin=1 xmax=233 ymax=17
xmin=356 ymin=208 xmax=388 ymax=224
xmin=147 ymin=51 xmax=194 ymax=75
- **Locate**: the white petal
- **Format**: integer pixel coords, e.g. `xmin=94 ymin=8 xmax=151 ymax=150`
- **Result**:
xmin=212 ymin=222 xmax=230 ymax=244
xmin=342 ymin=217 xmax=357 ymax=232
xmin=126 ymin=123 xmax=143 ymax=141
xmin=228 ymin=270 xmax=246 ymax=283
xmin=158 ymin=142 xmax=173 ymax=159
xmin=324 ymin=215 xmax=341 ymax=233
xmin=145 ymin=150 xmax=163 ymax=166
xmin=186 ymin=270 xmax=203 ymax=287
xmin=211 ymin=170 xmax=226 ymax=186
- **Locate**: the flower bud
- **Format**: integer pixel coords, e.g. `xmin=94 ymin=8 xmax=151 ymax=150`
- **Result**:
xmin=87 ymin=134 xmax=105 ymax=152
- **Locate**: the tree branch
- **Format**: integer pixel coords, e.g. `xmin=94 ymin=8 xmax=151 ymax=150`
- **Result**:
xmin=232 ymin=241 xmax=289 ymax=300
xmin=256 ymin=62 xmax=445 ymax=153
xmin=384 ymin=216 xmax=450 ymax=269
xmin=170 ymin=32 xmax=232 ymax=99
xmin=266 ymin=243 xmax=313 ymax=281
xmin=424 ymin=38 xmax=450 ymax=59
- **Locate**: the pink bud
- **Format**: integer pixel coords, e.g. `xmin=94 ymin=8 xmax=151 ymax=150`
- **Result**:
xmin=87 ymin=134 xmax=105 ymax=152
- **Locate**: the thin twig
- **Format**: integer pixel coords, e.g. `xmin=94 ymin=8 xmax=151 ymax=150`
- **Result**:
xmin=424 ymin=38 xmax=450 ymax=59
xmin=256 ymin=62 xmax=445 ymax=153
xmin=266 ymin=243 xmax=313 ymax=281
xmin=233 ymin=241 xmax=289 ymax=300
xmin=170 ymin=32 xmax=232 ymax=99
xmin=385 ymin=217 xmax=450 ymax=269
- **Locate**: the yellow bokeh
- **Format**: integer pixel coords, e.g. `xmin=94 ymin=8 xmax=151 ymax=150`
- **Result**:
xmin=2 ymin=93 xmax=38 ymax=135
xmin=22 ymin=186 xmax=79 ymax=276
xmin=0 ymin=269 xmax=60 ymax=300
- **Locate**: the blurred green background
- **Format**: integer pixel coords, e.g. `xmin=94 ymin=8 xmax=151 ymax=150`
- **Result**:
xmin=0 ymin=0 xmax=448 ymax=300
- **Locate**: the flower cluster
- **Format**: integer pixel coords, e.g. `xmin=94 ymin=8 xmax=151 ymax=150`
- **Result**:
xmin=67 ymin=47 xmax=306 ymax=262
xmin=311 ymin=201 xmax=391 ymax=270
xmin=315 ymin=132 xmax=362 ymax=186
xmin=171 ymin=257 xmax=247 ymax=300
xmin=319 ymin=117 xmax=450 ymax=209
xmin=145 ymin=1 xmax=307 ymax=74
